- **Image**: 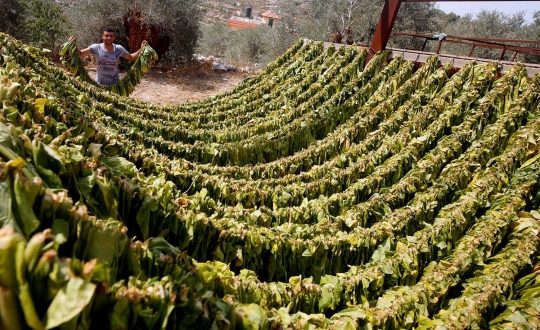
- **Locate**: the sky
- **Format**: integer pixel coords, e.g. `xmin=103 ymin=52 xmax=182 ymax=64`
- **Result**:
xmin=437 ymin=1 xmax=538 ymax=22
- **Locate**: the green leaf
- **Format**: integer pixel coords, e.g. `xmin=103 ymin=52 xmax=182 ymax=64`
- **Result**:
xmin=0 ymin=228 xmax=25 ymax=289
xmin=101 ymin=157 xmax=137 ymax=177
xmin=237 ymin=304 xmax=268 ymax=330
xmin=147 ymin=237 xmax=179 ymax=256
xmin=12 ymin=173 xmax=40 ymax=237
xmin=371 ymin=238 xmax=392 ymax=263
xmin=520 ymin=153 xmax=540 ymax=170
xmin=81 ymin=220 xmax=127 ymax=283
xmin=77 ymin=174 xmax=95 ymax=201
xmin=86 ymin=144 xmax=101 ymax=160
xmin=51 ymin=219 xmax=69 ymax=245
xmin=506 ymin=311 xmax=528 ymax=324
xmin=302 ymin=249 xmax=312 ymax=257
xmin=319 ymin=287 xmax=335 ymax=310
xmin=45 ymin=278 xmax=96 ymax=329
xmin=0 ymin=122 xmax=16 ymax=152
xmin=376 ymin=297 xmax=392 ymax=309
xmin=0 ymin=174 xmax=21 ymax=234
xmin=136 ymin=197 xmax=158 ymax=241
xmin=33 ymin=141 xmax=63 ymax=189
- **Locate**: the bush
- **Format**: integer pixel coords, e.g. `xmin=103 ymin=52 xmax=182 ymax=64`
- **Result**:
xmin=0 ymin=0 xmax=25 ymax=38
xmin=197 ymin=23 xmax=296 ymax=65
xmin=19 ymin=0 xmax=68 ymax=50
xmin=438 ymin=10 xmax=540 ymax=63
xmin=0 ymin=0 xmax=67 ymax=50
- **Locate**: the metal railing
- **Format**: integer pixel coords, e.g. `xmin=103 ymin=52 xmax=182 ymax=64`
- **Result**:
xmin=391 ymin=31 xmax=540 ymax=61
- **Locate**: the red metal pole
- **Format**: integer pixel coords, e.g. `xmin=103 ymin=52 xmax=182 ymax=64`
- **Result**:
xmin=468 ymin=45 xmax=476 ymax=57
xmin=421 ymin=37 xmax=429 ymax=51
xmin=499 ymin=45 xmax=507 ymax=61
xmin=436 ymin=39 xmax=443 ymax=54
xmin=368 ymin=0 xmax=402 ymax=60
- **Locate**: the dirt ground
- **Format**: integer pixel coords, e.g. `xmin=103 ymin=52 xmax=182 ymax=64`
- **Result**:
xmin=88 ymin=65 xmax=254 ymax=105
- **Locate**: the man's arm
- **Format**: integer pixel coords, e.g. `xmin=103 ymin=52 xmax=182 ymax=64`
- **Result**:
xmin=122 ymin=40 xmax=147 ymax=62
xmin=78 ymin=47 xmax=92 ymax=57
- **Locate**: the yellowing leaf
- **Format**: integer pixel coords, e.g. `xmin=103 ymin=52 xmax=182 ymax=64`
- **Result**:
xmin=35 ymin=98 xmax=47 ymax=113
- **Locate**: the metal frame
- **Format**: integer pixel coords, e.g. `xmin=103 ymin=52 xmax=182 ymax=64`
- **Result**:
xmin=369 ymin=0 xmax=540 ymax=58
xmin=390 ymin=32 xmax=540 ymax=60
xmin=308 ymin=40 xmax=540 ymax=75
xmin=387 ymin=47 xmax=540 ymax=75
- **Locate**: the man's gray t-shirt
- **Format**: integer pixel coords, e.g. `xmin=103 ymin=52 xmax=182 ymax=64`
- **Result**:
xmin=89 ymin=43 xmax=129 ymax=86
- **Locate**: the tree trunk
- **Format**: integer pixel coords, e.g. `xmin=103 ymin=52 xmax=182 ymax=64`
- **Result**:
xmin=123 ymin=9 xmax=170 ymax=57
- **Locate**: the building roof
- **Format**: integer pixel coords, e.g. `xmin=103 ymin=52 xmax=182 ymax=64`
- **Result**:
xmin=227 ymin=18 xmax=262 ymax=28
xmin=261 ymin=11 xmax=281 ymax=19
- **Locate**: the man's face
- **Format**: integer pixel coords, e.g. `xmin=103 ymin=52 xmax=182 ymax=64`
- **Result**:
xmin=102 ymin=31 xmax=115 ymax=45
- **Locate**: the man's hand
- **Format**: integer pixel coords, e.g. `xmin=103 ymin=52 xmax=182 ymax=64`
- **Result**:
xmin=124 ymin=41 xmax=147 ymax=62
xmin=68 ymin=36 xmax=91 ymax=57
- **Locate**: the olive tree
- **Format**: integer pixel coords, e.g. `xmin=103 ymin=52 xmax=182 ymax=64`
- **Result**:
xmin=66 ymin=0 xmax=202 ymax=60
xmin=0 ymin=0 xmax=67 ymax=50
xmin=287 ymin=0 xmax=441 ymax=48
xmin=440 ymin=10 xmax=539 ymax=63
xmin=19 ymin=0 xmax=68 ymax=49
xmin=389 ymin=2 xmax=443 ymax=50
xmin=0 ymin=0 xmax=25 ymax=38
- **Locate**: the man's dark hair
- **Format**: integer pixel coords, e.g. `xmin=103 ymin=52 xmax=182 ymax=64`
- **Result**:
xmin=103 ymin=28 xmax=115 ymax=34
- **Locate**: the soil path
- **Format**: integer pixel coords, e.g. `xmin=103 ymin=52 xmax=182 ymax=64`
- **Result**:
xmin=130 ymin=69 xmax=250 ymax=105
xmin=86 ymin=62 xmax=252 ymax=106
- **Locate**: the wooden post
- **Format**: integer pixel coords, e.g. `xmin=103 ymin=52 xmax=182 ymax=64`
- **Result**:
xmin=368 ymin=0 xmax=402 ymax=60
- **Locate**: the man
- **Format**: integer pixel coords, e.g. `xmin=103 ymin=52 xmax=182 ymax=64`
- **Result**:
xmin=69 ymin=28 xmax=147 ymax=86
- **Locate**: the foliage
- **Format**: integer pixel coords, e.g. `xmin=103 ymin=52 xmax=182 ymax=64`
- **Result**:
xmin=0 ymin=0 xmax=67 ymax=50
xmin=198 ymin=23 xmax=296 ymax=64
xmin=437 ymin=9 xmax=540 ymax=63
xmin=246 ymin=2 xmax=539 ymax=65
xmin=3 ymin=31 xmax=540 ymax=329
xmin=292 ymin=0 xmax=381 ymax=45
xmin=18 ymin=0 xmax=68 ymax=50
xmin=201 ymin=2 xmax=540 ymax=67
xmin=198 ymin=22 xmax=233 ymax=59
xmin=280 ymin=0 xmax=441 ymax=49
xmin=389 ymin=2 xmax=443 ymax=50
xmin=65 ymin=0 xmax=125 ymax=48
xmin=0 ymin=0 xmax=25 ymax=38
